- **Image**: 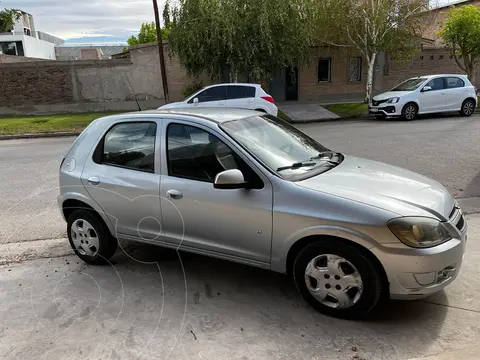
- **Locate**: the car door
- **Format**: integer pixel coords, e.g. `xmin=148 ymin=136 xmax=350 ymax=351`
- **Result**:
xmin=81 ymin=120 xmax=163 ymax=241
xmin=444 ymin=76 xmax=467 ymax=111
xmin=419 ymin=77 xmax=446 ymax=113
xmin=159 ymin=119 xmax=273 ymax=265
xmin=188 ymin=86 xmax=227 ymax=108
xmin=226 ymin=85 xmax=256 ymax=110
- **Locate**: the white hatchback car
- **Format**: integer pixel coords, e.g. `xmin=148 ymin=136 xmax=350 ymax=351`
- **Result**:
xmin=369 ymin=74 xmax=477 ymax=120
xmin=158 ymin=83 xmax=278 ymax=116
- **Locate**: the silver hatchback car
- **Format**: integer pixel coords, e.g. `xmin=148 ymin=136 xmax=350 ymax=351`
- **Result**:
xmin=58 ymin=108 xmax=466 ymax=318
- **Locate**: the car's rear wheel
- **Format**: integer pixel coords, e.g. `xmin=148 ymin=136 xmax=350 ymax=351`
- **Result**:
xmin=460 ymin=99 xmax=476 ymax=117
xmin=293 ymin=240 xmax=385 ymax=319
xmin=402 ymin=103 xmax=418 ymax=121
xmin=67 ymin=210 xmax=117 ymax=265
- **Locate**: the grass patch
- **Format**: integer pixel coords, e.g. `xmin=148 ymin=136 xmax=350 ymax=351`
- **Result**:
xmin=0 ymin=112 xmax=120 ymax=135
xmin=324 ymin=103 xmax=369 ymax=118
xmin=277 ymin=110 xmax=292 ymax=122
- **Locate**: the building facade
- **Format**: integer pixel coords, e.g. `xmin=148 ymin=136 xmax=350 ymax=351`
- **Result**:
xmin=0 ymin=11 xmax=63 ymax=60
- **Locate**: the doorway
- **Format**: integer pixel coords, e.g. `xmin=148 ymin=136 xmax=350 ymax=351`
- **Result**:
xmin=285 ymin=66 xmax=298 ymax=101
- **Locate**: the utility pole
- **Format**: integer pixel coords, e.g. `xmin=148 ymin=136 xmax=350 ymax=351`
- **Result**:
xmin=153 ymin=0 xmax=169 ymax=104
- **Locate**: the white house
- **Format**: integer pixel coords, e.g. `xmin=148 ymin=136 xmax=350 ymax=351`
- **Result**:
xmin=0 ymin=10 xmax=64 ymax=59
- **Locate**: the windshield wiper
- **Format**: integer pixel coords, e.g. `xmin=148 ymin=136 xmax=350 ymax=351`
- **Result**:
xmin=277 ymin=162 xmax=317 ymax=172
xmin=310 ymin=151 xmax=341 ymax=165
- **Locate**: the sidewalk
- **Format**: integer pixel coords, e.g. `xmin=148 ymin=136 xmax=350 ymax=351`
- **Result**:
xmin=1 ymin=215 xmax=479 ymax=360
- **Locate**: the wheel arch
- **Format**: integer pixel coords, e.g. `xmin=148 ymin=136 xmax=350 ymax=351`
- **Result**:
xmin=285 ymin=235 xmax=388 ymax=289
xmin=62 ymin=197 xmax=116 ymax=238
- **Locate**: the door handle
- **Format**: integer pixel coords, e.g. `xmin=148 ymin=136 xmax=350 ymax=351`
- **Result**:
xmin=87 ymin=177 xmax=100 ymax=186
xmin=166 ymin=189 xmax=183 ymax=200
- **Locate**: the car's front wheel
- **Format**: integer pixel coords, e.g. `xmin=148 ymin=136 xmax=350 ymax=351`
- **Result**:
xmin=402 ymin=103 xmax=418 ymax=121
xmin=67 ymin=210 xmax=117 ymax=265
xmin=293 ymin=240 xmax=385 ymax=319
xmin=460 ymin=99 xmax=476 ymax=117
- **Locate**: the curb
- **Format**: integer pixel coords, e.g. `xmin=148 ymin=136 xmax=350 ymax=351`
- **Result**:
xmin=0 ymin=131 xmax=80 ymax=141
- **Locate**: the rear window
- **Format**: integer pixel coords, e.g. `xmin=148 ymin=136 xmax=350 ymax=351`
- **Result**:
xmin=445 ymin=77 xmax=465 ymax=89
xmin=227 ymin=86 xmax=256 ymax=99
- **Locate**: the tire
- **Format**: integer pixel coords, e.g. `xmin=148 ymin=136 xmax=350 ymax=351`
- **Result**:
xmin=460 ymin=99 xmax=476 ymax=117
xmin=293 ymin=240 xmax=385 ymax=319
xmin=402 ymin=103 xmax=418 ymax=121
xmin=67 ymin=210 xmax=117 ymax=265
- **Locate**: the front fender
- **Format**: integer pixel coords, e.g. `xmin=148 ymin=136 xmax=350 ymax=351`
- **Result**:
xmin=270 ymin=225 xmax=377 ymax=273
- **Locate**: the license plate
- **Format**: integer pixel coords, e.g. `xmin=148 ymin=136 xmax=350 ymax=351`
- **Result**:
xmin=370 ymin=108 xmax=378 ymax=113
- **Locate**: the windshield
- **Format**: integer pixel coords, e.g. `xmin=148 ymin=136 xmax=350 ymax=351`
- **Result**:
xmin=220 ymin=115 xmax=341 ymax=180
xmin=392 ymin=77 xmax=427 ymax=91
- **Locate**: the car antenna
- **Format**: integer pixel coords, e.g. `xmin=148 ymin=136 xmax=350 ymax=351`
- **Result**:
xmin=123 ymin=70 xmax=142 ymax=111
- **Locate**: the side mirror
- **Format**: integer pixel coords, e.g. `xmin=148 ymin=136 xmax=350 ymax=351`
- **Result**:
xmin=193 ymin=97 xmax=199 ymax=104
xmin=214 ymin=169 xmax=246 ymax=189
xmin=422 ymin=86 xmax=432 ymax=92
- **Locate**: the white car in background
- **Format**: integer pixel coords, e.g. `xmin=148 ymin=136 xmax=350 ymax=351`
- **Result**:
xmin=158 ymin=83 xmax=278 ymax=116
xmin=369 ymin=74 xmax=477 ymax=120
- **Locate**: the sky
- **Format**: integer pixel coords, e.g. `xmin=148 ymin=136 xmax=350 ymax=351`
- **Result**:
xmin=1 ymin=0 xmax=456 ymax=45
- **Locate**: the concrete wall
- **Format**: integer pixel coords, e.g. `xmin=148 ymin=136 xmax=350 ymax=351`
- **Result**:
xmin=56 ymin=45 xmax=125 ymax=60
xmin=22 ymin=35 xmax=56 ymax=59
xmin=0 ymin=43 xmax=176 ymax=115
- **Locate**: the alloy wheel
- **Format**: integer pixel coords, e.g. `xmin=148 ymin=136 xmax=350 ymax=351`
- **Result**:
xmin=405 ymin=105 xmax=416 ymax=120
xmin=463 ymin=101 xmax=474 ymax=115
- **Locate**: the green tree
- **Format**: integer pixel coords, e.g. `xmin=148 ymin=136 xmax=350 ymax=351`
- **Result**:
xmin=167 ymin=0 xmax=317 ymax=82
xmin=0 ymin=5 xmax=21 ymax=33
xmin=440 ymin=5 xmax=480 ymax=84
xmin=125 ymin=21 xmax=171 ymax=51
xmin=315 ymin=0 xmax=429 ymax=103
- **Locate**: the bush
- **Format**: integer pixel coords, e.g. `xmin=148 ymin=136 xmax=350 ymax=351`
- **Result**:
xmin=182 ymin=81 xmax=204 ymax=99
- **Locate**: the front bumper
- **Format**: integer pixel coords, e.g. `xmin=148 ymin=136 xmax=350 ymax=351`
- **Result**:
xmin=371 ymin=221 xmax=467 ymax=299
xmin=369 ymin=105 xmax=402 ymax=116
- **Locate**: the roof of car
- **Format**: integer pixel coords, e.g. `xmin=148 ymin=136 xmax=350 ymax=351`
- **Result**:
xmin=123 ymin=107 xmax=263 ymax=124
xmin=410 ymin=74 xmax=468 ymax=79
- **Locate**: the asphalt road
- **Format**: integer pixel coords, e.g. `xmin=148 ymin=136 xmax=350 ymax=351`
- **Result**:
xmin=1 ymin=113 xmax=480 ymax=243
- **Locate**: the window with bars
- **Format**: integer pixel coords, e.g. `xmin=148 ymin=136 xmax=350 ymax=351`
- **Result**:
xmin=348 ymin=57 xmax=362 ymax=82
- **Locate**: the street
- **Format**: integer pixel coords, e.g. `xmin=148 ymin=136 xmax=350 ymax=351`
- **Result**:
xmin=1 ymin=114 xmax=480 ymax=359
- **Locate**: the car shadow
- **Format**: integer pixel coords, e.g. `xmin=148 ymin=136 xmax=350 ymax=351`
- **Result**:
xmin=105 ymin=242 xmax=449 ymax=358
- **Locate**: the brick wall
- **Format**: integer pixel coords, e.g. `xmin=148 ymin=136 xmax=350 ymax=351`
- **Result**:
xmin=0 ymin=63 xmax=74 ymax=106
xmin=384 ymin=48 xmax=480 ymax=89
xmin=298 ymin=47 xmax=366 ymax=102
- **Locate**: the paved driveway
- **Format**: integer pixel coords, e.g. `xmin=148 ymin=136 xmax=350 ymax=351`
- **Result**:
xmin=1 ymin=214 xmax=479 ymax=360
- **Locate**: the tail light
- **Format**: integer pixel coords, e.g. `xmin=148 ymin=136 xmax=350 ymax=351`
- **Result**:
xmin=261 ymin=95 xmax=275 ymax=104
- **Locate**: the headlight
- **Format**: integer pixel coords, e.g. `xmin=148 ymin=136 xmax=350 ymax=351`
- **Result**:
xmin=387 ymin=97 xmax=400 ymax=103
xmin=387 ymin=217 xmax=452 ymax=248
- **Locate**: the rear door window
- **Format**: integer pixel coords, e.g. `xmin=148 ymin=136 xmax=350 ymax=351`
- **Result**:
xmin=444 ymin=77 xmax=465 ymax=89
xmin=99 ymin=122 xmax=157 ymax=173
xmin=227 ymin=86 xmax=256 ymax=99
